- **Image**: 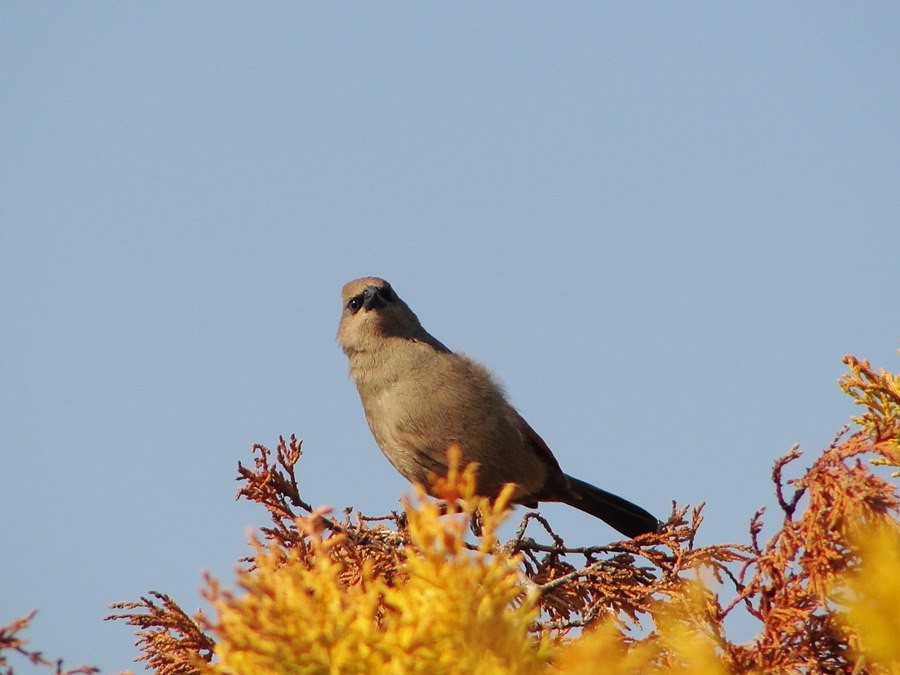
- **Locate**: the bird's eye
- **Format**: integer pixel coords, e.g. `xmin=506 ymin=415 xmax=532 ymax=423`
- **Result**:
xmin=347 ymin=296 xmax=363 ymax=313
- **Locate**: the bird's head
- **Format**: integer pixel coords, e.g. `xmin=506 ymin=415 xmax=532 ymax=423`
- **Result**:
xmin=337 ymin=277 xmax=424 ymax=354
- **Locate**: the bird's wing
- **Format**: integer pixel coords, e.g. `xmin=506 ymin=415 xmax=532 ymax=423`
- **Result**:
xmin=514 ymin=414 xmax=564 ymax=473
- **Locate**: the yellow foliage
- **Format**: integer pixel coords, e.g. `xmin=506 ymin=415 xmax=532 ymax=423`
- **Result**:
xmin=840 ymin=355 xmax=900 ymax=451
xmin=381 ymin=458 xmax=551 ymax=674
xmin=204 ymin=449 xmax=551 ymax=675
xmin=206 ymin=532 xmax=387 ymax=673
xmin=835 ymin=522 xmax=900 ymax=672
xmin=556 ymin=581 xmax=728 ymax=675
xmin=554 ymin=620 xmax=656 ymax=674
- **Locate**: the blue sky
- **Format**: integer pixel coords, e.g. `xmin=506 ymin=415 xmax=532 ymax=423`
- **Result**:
xmin=2 ymin=4 xmax=898 ymax=671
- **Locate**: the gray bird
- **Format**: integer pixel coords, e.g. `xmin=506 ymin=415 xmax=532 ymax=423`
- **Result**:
xmin=337 ymin=277 xmax=660 ymax=538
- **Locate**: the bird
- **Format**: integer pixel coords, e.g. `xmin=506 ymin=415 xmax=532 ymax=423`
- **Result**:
xmin=336 ymin=276 xmax=660 ymax=538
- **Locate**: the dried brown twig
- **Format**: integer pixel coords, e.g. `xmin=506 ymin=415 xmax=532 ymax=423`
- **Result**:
xmin=105 ymin=592 xmax=213 ymax=675
xmin=517 ymin=501 xmax=751 ymax=635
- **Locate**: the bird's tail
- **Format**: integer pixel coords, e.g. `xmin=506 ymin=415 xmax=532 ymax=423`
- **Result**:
xmin=561 ymin=474 xmax=660 ymax=538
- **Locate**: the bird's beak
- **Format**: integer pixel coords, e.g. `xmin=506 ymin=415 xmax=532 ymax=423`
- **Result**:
xmin=362 ymin=285 xmax=383 ymax=310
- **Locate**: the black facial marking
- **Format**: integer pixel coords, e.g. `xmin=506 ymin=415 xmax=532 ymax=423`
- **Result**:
xmin=348 ymin=283 xmax=395 ymax=314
